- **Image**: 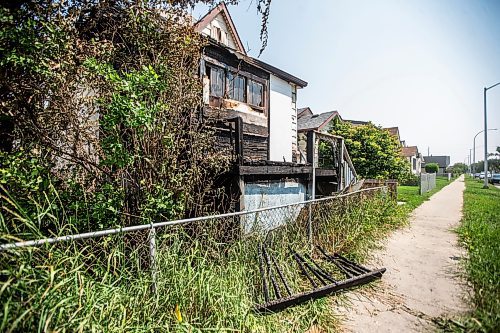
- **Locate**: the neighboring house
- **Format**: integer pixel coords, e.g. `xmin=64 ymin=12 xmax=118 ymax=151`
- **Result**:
xmin=194 ymin=4 xmax=357 ymax=215
xmin=344 ymin=119 xmax=369 ymax=127
xmin=422 ymin=155 xmax=450 ymax=174
xmin=384 ymin=127 xmax=404 ymax=147
xmin=297 ymin=109 xmax=340 ymax=133
xmin=402 ymin=146 xmax=424 ymax=175
xmin=296 ymin=108 xmax=340 ymax=163
xmin=296 ymin=108 xmax=357 ymax=192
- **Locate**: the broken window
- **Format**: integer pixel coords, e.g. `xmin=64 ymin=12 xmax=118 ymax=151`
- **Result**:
xmin=228 ymin=72 xmax=246 ymax=102
xmin=248 ymin=79 xmax=264 ymax=107
xmin=209 ymin=66 xmax=225 ymax=97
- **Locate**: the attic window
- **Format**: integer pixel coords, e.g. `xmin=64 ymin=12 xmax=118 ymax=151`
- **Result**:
xmin=211 ymin=26 xmax=228 ymax=45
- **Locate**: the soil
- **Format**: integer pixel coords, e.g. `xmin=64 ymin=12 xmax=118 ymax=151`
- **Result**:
xmin=338 ymin=175 xmax=469 ymax=332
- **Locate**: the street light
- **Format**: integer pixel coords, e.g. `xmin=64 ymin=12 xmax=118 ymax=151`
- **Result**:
xmin=469 ymin=148 xmax=472 ymax=174
xmin=473 ymin=128 xmax=497 ymax=173
xmin=483 ymin=82 xmax=500 ymax=188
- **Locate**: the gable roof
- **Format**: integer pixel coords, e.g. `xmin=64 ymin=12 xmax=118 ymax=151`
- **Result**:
xmin=298 ymin=111 xmax=339 ymax=131
xmin=194 ymin=2 xmax=246 ymax=55
xmin=344 ymin=119 xmax=369 ymax=127
xmin=196 ymin=4 xmax=307 ymax=88
xmin=384 ymin=127 xmax=400 ymax=138
xmin=297 ymin=107 xmax=313 ymax=119
xmin=402 ymin=146 xmax=418 ymax=158
xmin=423 ymin=155 xmax=450 ymax=168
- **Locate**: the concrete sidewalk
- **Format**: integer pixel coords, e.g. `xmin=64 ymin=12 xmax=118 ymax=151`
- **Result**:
xmin=339 ymin=176 xmax=469 ymax=332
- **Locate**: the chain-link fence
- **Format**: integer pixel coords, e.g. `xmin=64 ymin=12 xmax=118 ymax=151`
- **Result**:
xmin=0 ymin=186 xmax=394 ymax=330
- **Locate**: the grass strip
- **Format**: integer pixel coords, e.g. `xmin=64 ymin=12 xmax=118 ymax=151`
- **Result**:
xmin=456 ymin=178 xmax=500 ymax=332
xmin=397 ymin=176 xmax=452 ymax=211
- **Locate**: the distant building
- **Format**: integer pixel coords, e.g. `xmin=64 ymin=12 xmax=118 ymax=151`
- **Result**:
xmin=402 ymin=146 xmax=424 ymax=175
xmin=422 ymin=156 xmax=450 ymax=174
xmin=383 ymin=127 xmax=405 ymax=147
xmin=297 ymin=109 xmax=340 ymax=133
xmin=344 ymin=119 xmax=369 ymax=127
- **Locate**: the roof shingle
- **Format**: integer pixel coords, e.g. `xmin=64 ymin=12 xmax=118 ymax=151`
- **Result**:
xmin=297 ymin=111 xmax=338 ymax=131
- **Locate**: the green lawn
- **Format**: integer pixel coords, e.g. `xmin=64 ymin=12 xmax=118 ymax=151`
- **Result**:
xmin=456 ymin=178 xmax=500 ymax=332
xmin=397 ymin=176 xmax=452 ymax=211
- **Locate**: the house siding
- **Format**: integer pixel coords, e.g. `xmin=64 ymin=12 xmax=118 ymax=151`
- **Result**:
xmin=269 ymin=75 xmax=294 ymax=162
xmin=201 ymin=13 xmax=238 ymax=50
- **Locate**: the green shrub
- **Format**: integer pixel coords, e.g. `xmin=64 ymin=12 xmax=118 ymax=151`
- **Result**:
xmin=327 ymin=121 xmax=411 ymax=182
xmin=400 ymin=173 xmax=419 ymax=186
xmin=424 ymin=163 xmax=439 ymax=173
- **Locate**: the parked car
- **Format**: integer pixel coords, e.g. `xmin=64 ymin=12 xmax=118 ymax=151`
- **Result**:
xmin=489 ymin=174 xmax=500 ymax=184
xmin=479 ymin=172 xmax=492 ymax=180
xmin=474 ymin=173 xmax=480 ymax=178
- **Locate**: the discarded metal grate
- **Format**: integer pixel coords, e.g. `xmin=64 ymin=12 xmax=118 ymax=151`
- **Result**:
xmin=255 ymin=244 xmax=386 ymax=313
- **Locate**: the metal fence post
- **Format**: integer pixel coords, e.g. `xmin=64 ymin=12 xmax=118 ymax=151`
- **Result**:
xmin=307 ymin=202 xmax=313 ymax=254
xmin=149 ymin=226 xmax=158 ymax=294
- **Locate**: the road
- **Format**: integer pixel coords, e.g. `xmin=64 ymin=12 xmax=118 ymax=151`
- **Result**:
xmin=339 ymin=176 xmax=469 ymax=332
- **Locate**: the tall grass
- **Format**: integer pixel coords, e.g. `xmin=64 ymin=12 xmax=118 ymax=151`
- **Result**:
xmin=457 ymin=178 xmax=500 ymax=332
xmin=0 ymin=189 xmax=406 ymax=332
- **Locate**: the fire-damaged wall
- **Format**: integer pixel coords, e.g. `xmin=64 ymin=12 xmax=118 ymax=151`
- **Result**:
xmin=202 ymin=44 xmax=271 ymax=162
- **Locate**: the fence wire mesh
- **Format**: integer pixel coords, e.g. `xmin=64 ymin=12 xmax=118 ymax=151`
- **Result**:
xmin=0 ymin=186 xmax=393 ymax=330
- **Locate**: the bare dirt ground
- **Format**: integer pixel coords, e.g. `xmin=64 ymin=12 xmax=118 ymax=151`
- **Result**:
xmin=338 ymin=176 xmax=469 ymax=332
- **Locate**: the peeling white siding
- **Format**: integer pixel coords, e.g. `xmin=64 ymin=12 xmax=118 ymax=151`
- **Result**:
xmin=269 ymin=75 xmax=295 ymax=162
xmin=200 ymin=13 xmax=237 ymax=50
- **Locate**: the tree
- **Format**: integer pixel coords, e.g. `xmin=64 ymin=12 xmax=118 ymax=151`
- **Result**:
xmin=425 ymin=163 xmax=439 ymax=173
xmin=471 ymin=159 xmax=500 ymax=173
xmin=488 ymin=146 xmax=500 ymax=158
xmin=0 ymin=0 xmax=272 ymax=233
xmin=446 ymin=163 xmax=467 ymax=175
xmin=328 ymin=121 xmax=411 ymax=182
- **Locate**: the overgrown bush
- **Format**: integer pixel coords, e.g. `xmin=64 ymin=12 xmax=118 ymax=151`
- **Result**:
xmin=424 ymin=163 xmax=439 ymax=173
xmin=326 ymin=120 xmax=411 ymax=182
xmin=0 ymin=1 xmax=240 ymax=234
xmin=400 ymin=173 xmax=419 ymax=186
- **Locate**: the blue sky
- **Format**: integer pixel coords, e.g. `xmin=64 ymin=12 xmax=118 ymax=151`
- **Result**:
xmin=192 ymin=0 xmax=500 ymax=164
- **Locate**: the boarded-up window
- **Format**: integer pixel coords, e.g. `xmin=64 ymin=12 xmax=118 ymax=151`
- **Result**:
xmin=248 ymin=80 xmax=263 ymax=107
xmin=228 ymin=72 xmax=245 ymax=102
xmin=211 ymin=26 xmax=228 ymax=46
xmin=210 ymin=66 xmax=225 ymax=97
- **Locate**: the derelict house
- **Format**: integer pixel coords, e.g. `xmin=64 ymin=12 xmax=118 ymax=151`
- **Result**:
xmin=194 ymin=3 xmax=358 ymax=215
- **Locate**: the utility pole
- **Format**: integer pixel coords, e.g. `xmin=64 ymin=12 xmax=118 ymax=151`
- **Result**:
xmin=469 ymin=149 xmax=472 ymax=174
xmin=483 ymin=82 xmax=500 ymax=188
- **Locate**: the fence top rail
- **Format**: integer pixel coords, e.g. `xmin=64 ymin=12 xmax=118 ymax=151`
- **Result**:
xmin=0 ymin=186 xmax=387 ymax=251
